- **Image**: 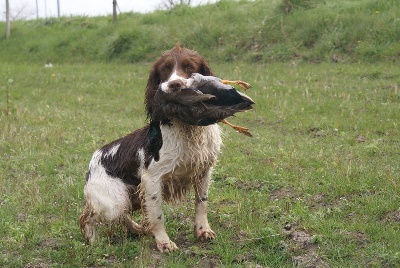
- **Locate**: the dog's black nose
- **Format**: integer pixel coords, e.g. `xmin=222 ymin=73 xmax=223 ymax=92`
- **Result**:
xmin=168 ymin=80 xmax=185 ymax=91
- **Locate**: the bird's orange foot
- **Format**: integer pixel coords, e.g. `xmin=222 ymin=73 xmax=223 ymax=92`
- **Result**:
xmin=221 ymin=80 xmax=252 ymax=90
xmin=221 ymin=119 xmax=253 ymax=137
xmin=232 ymin=125 xmax=253 ymax=137
xmin=235 ymin=80 xmax=252 ymax=90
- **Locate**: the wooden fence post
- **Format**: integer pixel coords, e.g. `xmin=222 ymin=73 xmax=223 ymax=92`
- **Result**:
xmin=5 ymin=0 xmax=11 ymax=39
xmin=113 ymin=0 xmax=117 ymax=23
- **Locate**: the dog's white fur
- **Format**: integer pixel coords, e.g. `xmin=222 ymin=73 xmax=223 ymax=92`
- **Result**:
xmin=139 ymin=120 xmax=221 ymax=251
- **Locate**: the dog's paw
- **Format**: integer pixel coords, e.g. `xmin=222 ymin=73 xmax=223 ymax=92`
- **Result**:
xmin=195 ymin=227 xmax=216 ymax=242
xmin=157 ymin=240 xmax=178 ymax=253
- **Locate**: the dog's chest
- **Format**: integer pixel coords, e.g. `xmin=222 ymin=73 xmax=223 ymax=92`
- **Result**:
xmin=157 ymin=122 xmax=222 ymax=179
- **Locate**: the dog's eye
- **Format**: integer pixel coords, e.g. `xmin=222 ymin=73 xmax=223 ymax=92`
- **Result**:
xmin=161 ymin=64 xmax=172 ymax=73
xmin=185 ymin=66 xmax=193 ymax=72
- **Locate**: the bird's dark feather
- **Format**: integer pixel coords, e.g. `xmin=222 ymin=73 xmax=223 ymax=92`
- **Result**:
xmin=152 ymin=74 xmax=254 ymax=126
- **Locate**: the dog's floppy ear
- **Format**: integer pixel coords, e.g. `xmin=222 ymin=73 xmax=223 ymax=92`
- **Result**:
xmin=200 ymin=60 xmax=214 ymax=76
xmin=145 ymin=66 xmax=160 ymax=118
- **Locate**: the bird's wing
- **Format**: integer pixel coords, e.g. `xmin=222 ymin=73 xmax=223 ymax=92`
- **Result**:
xmin=188 ymin=73 xmax=232 ymax=90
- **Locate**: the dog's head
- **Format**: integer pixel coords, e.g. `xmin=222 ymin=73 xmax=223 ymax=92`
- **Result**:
xmin=145 ymin=43 xmax=214 ymax=118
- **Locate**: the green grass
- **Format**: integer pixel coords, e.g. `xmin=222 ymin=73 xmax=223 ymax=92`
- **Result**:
xmin=1 ymin=0 xmax=400 ymax=64
xmin=1 ymin=61 xmax=399 ymax=267
xmin=1 ymin=0 xmax=400 ymax=266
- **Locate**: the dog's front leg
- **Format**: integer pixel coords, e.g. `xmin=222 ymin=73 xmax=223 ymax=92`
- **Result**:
xmin=141 ymin=173 xmax=178 ymax=253
xmin=194 ymin=168 xmax=216 ymax=241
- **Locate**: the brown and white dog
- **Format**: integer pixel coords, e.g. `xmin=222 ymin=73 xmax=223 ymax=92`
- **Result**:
xmin=79 ymin=43 xmax=221 ymax=252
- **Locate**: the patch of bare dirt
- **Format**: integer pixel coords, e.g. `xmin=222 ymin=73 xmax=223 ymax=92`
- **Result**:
xmin=382 ymin=210 xmax=400 ymax=223
xmin=292 ymin=252 xmax=328 ymax=268
xmin=340 ymin=231 xmax=369 ymax=248
xmin=283 ymin=224 xmax=328 ymax=268
xmin=260 ymin=157 xmax=274 ymax=165
xmin=269 ymin=187 xmax=298 ymax=201
xmin=355 ymin=135 xmax=367 ymax=143
xmin=17 ymin=212 xmax=28 ymax=222
xmin=232 ymin=250 xmax=267 ymax=268
xmin=309 ymin=193 xmax=328 ymax=210
xmin=290 ymin=230 xmax=315 ymax=247
xmin=308 ymin=127 xmax=327 ymax=138
xmin=236 ymin=180 xmax=266 ymax=191
xmin=38 ymin=237 xmax=62 ymax=250
xmin=198 ymin=257 xmax=220 ymax=268
xmin=232 ymin=251 xmax=256 ymax=264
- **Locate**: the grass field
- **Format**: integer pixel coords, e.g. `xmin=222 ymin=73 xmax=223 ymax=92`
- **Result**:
xmin=1 ymin=61 xmax=399 ymax=267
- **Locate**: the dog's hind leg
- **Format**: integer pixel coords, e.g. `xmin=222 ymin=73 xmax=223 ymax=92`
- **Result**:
xmin=194 ymin=167 xmax=216 ymax=241
xmin=80 ymin=160 xmax=133 ymax=243
xmin=79 ymin=203 xmax=99 ymax=243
